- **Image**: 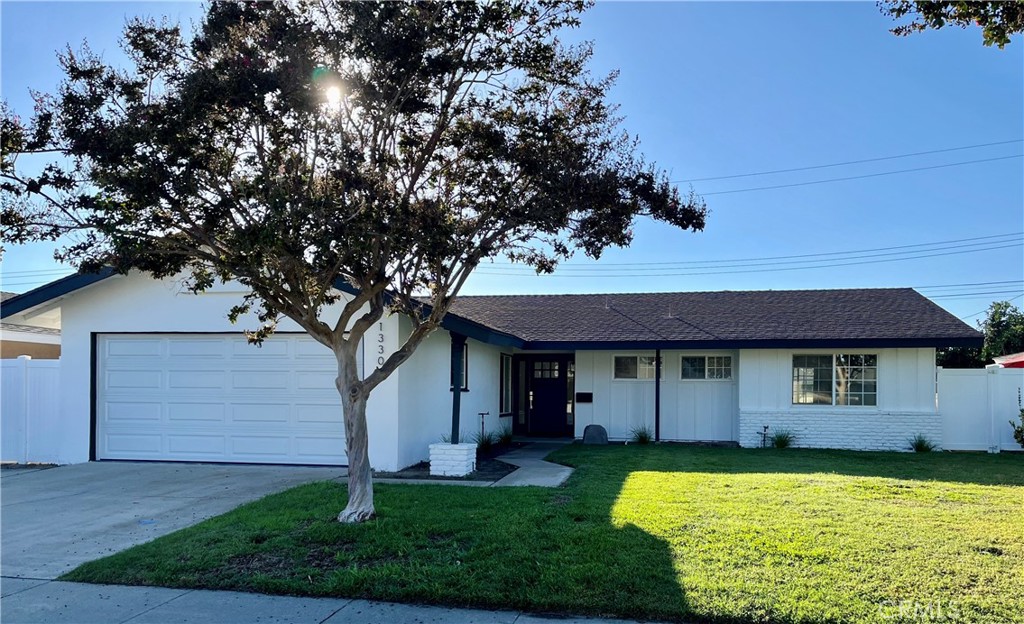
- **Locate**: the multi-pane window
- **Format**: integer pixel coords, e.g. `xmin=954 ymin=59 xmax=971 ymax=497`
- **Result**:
xmin=792 ymin=354 xmax=877 ymax=406
xmin=613 ymin=355 xmax=658 ymax=379
xmin=681 ymin=355 xmax=732 ymax=380
xmin=499 ymin=354 xmax=512 ymax=414
xmin=449 ymin=343 xmax=469 ymax=391
xmin=534 ymin=361 xmax=560 ymax=378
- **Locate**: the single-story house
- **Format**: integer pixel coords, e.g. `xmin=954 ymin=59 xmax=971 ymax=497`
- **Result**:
xmin=0 ymin=270 xmax=982 ymax=469
xmin=1 ymin=291 xmax=61 ymax=359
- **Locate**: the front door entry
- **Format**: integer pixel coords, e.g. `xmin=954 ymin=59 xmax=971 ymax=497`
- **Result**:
xmin=525 ymin=357 xmax=574 ymax=436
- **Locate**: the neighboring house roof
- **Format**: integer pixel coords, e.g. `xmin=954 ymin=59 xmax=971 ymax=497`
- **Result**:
xmin=0 ymin=271 xmax=982 ymax=350
xmin=0 ymin=323 xmax=61 ymax=336
xmin=449 ymin=288 xmax=982 ymax=349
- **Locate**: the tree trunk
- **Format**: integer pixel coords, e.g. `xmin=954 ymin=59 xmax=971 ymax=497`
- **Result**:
xmin=335 ymin=349 xmax=375 ymax=523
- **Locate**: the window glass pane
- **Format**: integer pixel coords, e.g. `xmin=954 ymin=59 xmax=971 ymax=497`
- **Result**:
xmin=500 ymin=354 xmax=512 ymax=413
xmin=614 ymin=356 xmax=638 ymax=379
xmin=835 ymin=353 xmax=877 ymax=406
xmin=681 ymin=356 xmax=706 ymax=379
xmin=792 ymin=355 xmax=833 ymax=404
xmin=707 ymin=356 xmax=732 ymax=379
xmin=638 ymin=356 xmax=657 ymax=379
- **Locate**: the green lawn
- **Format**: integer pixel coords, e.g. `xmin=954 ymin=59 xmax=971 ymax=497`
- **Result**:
xmin=64 ymin=446 xmax=1023 ymax=623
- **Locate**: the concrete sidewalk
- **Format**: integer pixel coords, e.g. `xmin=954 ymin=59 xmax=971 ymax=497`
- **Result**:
xmin=0 ymin=579 xmax=657 ymax=624
xmin=492 ymin=441 xmax=574 ymax=487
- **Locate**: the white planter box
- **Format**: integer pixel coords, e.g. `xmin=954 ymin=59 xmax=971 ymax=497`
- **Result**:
xmin=429 ymin=442 xmax=477 ymax=477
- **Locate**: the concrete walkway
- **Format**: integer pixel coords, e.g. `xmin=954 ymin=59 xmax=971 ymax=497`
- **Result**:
xmin=376 ymin=441 xmax=574 ymax=488
xmin=492 ymin=441 xmax=574 ymax=487
xmin=0 ymin=580 xmax=658 ymax=624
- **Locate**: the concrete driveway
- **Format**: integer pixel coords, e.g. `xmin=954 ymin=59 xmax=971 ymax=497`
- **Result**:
xmin=1 ymin=462 xmax=342 ymax=580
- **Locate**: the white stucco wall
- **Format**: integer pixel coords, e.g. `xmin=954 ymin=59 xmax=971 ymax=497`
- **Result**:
xmin=395 ymin=319 xmax=505 ymax=470
xmin=574 ymin=350 xmax=739 ymax=441
xmin=737 ymin=348 xmax=940 ymax=451
xmin=54 ymin=272 xmax=406 ymax=469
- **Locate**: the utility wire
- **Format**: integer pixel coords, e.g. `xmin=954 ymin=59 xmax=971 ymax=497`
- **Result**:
xmin=697 ymin=154 xmax=1023 ymax=196
xmin=474 ymin=242 xmax=1022 ymax=278
xmin=674 ymin=139 xmax=1024 ymax=182
xmin=484 ymin=232 xmax=1023 ymax=268
xmin=481 ymin=236 xmax=1022 ymax=273
xmin=959 ymin=293 xmax=1024 ymax=319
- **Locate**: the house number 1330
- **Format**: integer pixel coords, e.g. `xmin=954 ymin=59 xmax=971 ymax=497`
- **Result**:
xmin=376 ymin=322 xmax=385 ymax=367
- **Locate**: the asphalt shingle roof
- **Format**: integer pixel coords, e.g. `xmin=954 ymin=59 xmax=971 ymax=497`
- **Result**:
xmin=447 ymin=288 xmax=981 ymax=347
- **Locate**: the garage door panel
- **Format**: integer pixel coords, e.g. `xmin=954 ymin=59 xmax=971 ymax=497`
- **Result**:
xmin=106 ymin=401 xmax=162 ymax=422
xmin=97 ymin=334 xmax=346 ymax=466
xmin=106 ymin=433 xmax=162 ymax=454
xmin=168 ymin=403 xmax=224 ymax=422
xmin=231 ymin=371 xmax=289 ymax=390
xmin=168 ymin=339 xmax=228 ymax=358
xmin=106 ymin=339 xmax=163 ymax=357
xmin=168 ymin=370 xmax=227 ymax=390
xmin=168 ymin=434 xmax=226 ymax=455
xmin=296 ymin=404 xmax=341 ymax=424
xmin=107 ymin=370 xmax=163 ymax=390
xmin=230 ymin=403 xmax=290 ymax=423
xmin=233 ymin=340 xmax=289 ymax=357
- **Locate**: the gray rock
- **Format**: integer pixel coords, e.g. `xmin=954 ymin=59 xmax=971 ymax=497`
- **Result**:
xmin=582 ymin=424 xmax=608 ymax=445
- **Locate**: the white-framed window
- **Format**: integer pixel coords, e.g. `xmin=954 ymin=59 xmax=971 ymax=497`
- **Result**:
xmin=792 ymin=354 xmax=877 ymax=406
xmin=681 ymin=355 xmax=732 ymax=380
xmin=499 ymin=353 xmax=512 ymax=414
xmin=613 ymin=355 xmax=658 ymax=380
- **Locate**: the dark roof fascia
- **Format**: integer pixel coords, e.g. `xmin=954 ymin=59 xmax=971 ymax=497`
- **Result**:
xmin=522 ymin=336 xmax=983 ymax=351
xmin=0 ymin=268 xmax=117 ymax=319
xmin=333 ymin=280 xmax=525 ymax=349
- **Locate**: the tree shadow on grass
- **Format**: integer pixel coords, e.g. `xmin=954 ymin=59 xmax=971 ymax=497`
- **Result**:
xmin=550 ymin=443 xmax=1024 ymax=487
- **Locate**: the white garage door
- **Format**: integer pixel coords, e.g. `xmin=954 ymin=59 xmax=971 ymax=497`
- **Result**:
xmin=96 ymin=334 xmax=349 ymax=465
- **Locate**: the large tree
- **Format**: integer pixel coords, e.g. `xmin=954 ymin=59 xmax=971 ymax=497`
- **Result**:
xmin=880 ymin=0 xmax=1024 ymax=47
xmin=936 ymin=300 xmax=1024 ymax=367
xmin=0 ymin=1 xmax=706 ymax=522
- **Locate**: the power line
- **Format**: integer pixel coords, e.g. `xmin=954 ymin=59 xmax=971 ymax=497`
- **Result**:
xmin=481 ymin=236 xmax=1022 ymax=273
xmin=674 ymin=139 xmax=1024 ymax=183
xmin=697 ymin=154 xmax=1023 ymax=196
xmin=474 ymin=242 xmax=1022 ymax=278
xmin=484 ymin=231 xmax=1023 ymax=268
xmin=958 ymin=293 xmax=1024 ymax=319
xmin=914 ymin=280 xmax=1023 ymax=290
xmin=929 ymin=289 xmax=1024 ymax=299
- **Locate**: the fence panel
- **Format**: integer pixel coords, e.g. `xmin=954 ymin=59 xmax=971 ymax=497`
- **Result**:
xmin=938 ymin=367 xmax=1024 ymax=452
xmin=1 ymin=357 xmax=61 ymax=463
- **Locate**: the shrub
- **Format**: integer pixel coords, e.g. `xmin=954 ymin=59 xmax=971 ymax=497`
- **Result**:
xmin=770 ymin=429 xmax=795 ymax=449
xmin=497 ymin=424 xmax=514 ymax=446
xmin=630 ymin=424 xmax=653 ymax=445
xmin=1010 ymin=396 xmax=1024 ymax=449
xmin=908 ymin=433 xmax=936 ymax=452
xmin=473 ymin=430 xmax=497 ymax=453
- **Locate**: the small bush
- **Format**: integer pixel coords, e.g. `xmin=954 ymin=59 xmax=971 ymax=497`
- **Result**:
xmin=770 ymin=429 xmax=795 ymax=449
xmin=1010 ymin=398 xmax=1024 ymax=449
xmin=630 ymin=424 xmax=653 ymax=445
xmin=473 ymin=430 xmax=497 ymax=453
xmin=908 ymin=433 xmax=937 ymax=453
xmin=497 ymin=424 xmax=514 ymax=446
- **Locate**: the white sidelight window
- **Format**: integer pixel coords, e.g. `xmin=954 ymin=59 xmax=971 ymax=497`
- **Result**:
xmin=681 ymin=355 xmax=732 ymax=380
xmin=613 ymin=355 xmax=658 ymax=380
xmin=792 ymin=354 xmax=877 ymax=406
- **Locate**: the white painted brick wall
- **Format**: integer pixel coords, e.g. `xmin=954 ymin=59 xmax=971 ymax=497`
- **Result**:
xmin=738 ymin=410 xmax=942 ymax=452
xmin=429 ymin=443 xmax=477 ymax=476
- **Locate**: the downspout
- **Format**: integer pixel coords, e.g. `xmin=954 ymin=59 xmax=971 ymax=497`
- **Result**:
xmin=655 ymin=349 xmax=662 ymax=442
xmin=450 ymin=333 xmax=467 ymax=444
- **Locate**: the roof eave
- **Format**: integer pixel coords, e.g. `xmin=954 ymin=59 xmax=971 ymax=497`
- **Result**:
xmin=522 ymin=336 xmax=984 ymax=351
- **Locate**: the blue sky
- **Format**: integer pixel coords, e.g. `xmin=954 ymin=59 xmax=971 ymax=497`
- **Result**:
xmin=2 ymin=1 xmax=1022 ymax=324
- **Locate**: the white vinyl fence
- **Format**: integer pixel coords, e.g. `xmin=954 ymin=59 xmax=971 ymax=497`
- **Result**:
xmin=1 ymin=356 xmax=61 ymax=464
xmin=938 ymin=366 xmax=1024 ymax=452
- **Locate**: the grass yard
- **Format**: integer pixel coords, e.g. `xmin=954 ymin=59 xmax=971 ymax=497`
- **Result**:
xmin=64 ymin=446 xmax=1023 ymax=623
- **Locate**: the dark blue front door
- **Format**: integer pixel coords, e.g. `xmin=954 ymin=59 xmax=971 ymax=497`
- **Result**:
xmin=527 ymin=358 xmax=573 ymax=436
